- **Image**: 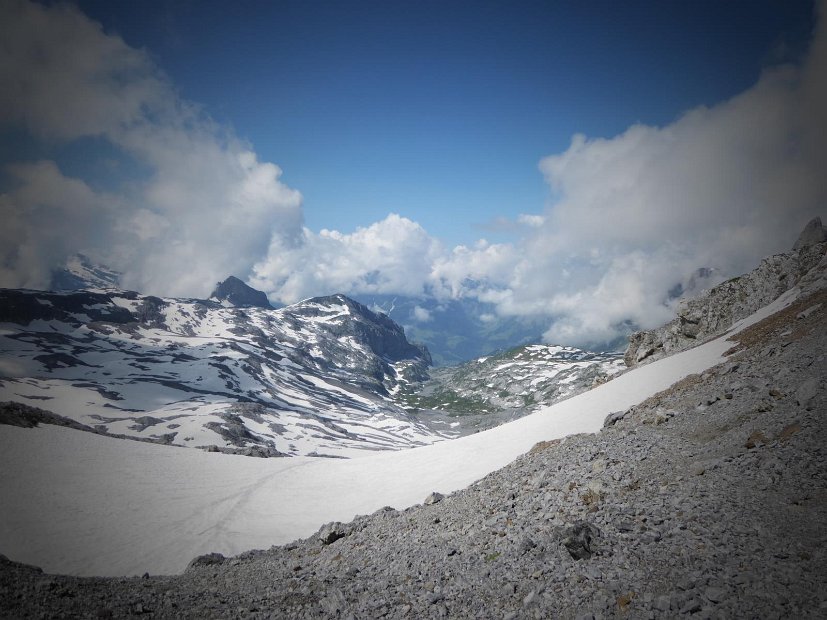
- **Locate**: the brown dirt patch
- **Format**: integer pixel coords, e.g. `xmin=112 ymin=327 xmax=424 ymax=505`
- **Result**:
xmin=724 ymin=289 xmax=827 ymax=355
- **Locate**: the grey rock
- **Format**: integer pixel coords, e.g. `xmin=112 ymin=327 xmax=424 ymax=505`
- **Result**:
xmin=792 ymin=216 xmax=827 ymax=250
xmin=603 ymin=410 xmax=628 ymax=427
xmin=424 ymin=491 xmax=445 ymax=505
xmin=796 ymin=303 xmax=823 ymax=319
xmin=624 ymin=234 xmax=826 ymax=367
xmin=185 ymin=553 xmax=225 ymax=571
xmin=796 ymin=377 xmax=821 ymax=408
xmin=563 ymin=522 xmax=601 ymax=560
xmin=704 ymin=587 xmax=727 ymax=603
xmin=318 ymin=522 xmax=348 ymax=545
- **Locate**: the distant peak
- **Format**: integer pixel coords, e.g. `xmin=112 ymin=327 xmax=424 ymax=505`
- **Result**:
xmin=210 ymin=276 xmax=272 ymax=309
xmin=793 ymin=216 xmax=827 ymax=250
xmin=50 ymin=253 xmax=121 ymax=291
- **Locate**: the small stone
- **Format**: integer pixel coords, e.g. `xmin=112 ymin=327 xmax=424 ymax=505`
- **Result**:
xmin=796 ymin=303 xmax=823 ymax=320
xmin=604 ymin=410 xmax=627 ymax=427
xmin=318 ymin=522 xmax=347 ymax=545
xmin=778 ymin=422 xmax=801 ymax=442
xmin=185 ymin=552 xmax=225 ymax=571
xmin=795 ymin=378 xmax=820 ymax=408
xmin=744 ymin=430 xmax=768 ymax=449
xmin=653 ymin=595 xmax=671 ymax=612
xmin=424 ymin=492 xmax=445 ymax=505
xmin=705 ymin=587 xmax=726 ymax=603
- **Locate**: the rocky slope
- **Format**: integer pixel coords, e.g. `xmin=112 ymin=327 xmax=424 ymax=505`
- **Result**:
xmin=624 ymin=218 xmax=827 ymax=367
xmin=1 ymin=247 xmax=825 ymax=618
xmin=0 ymin=288 xmax=443 ymax=457
xmin=400 ymin=345 xmax=624 ymax=433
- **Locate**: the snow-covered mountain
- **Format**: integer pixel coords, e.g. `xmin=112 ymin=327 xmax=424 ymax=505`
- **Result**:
xmin=49 ymin=253 xmax=121 ymax=291
xmin=399 ymin=344 xmax=624 ymax=432
xmin=0 ymin=287 xmax=445 ymax=457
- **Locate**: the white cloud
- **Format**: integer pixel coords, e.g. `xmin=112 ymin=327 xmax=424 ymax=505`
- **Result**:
xmin=0 ymin=0 xmax=302 ymax=297
xmin=412 ymin=306 xmax=432 ymax=323
xmin=2 ymin=0 xmax=825 ymax=350
xmin=256 ymin=6 xmax=826 ymax=348
xmin=250 ymin=214 xmax=443 ymax=302
xmin=517 ymin=214 xmax=545 ymax=228
xmin=519 ymin=22 xmax=827 ymax=345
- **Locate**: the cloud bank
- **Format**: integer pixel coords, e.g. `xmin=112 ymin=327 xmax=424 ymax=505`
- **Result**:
xmin=1 ymin=0 xmax=825 ymax=347
xmin=0 ymin=0 xmax=302 ymax=297
xmin=253 ymin=3 xmax=827 ymax=346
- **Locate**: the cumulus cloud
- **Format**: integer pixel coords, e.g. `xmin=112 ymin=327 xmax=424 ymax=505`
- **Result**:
xmin=411 ymin=306 xmax=432 ymax=323
xmin=0 ymin=0 xmax=302 ymax=296
xmin=2 ymin=0 xmax=825 ymax=350
xmin=522 ymin=13 xmax=827 ymax=345
xmin=254 ymin=4 xmax=826 ymax=348
xmin=250 ymin=214 xmax=443 ymax=302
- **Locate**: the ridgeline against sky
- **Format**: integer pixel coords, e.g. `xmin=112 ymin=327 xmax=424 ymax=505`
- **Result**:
xmin=1 ymin=0 xmax=825 ymax=347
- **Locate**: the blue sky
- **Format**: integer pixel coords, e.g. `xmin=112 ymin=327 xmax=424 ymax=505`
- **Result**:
xmin=1 ymin=0 xmax=825 ymax=346
xmin=67 ymin=0 xmax=815 ymax=245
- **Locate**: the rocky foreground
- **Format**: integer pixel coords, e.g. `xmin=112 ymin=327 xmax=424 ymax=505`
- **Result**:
xmin=1 ymin=280 xmax=826 ymax=618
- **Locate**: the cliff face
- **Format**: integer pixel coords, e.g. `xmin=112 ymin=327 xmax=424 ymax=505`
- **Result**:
xmin=624 ymin=219 xmax=827 ymax=368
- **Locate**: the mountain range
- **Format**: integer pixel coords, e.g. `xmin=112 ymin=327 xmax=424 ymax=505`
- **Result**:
xmin=0 ymin=261 xmax=628 ymax=458
xmin=0 ymin=287 xmax=441 ymax=457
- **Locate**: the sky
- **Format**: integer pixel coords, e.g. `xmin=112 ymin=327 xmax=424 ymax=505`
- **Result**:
xmin=1 ymin=0 xmax=825 ymax=347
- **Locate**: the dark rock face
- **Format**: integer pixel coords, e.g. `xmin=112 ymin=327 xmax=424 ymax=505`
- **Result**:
xmin=299 ymin=295 xmax=431 ymax=366
xmin=210 ymin=276 xmax=272 ymax=309
xmin=0 ymin=290 xmax=135 ymax=326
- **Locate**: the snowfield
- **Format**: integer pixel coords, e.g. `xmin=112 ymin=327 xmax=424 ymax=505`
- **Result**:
xmin=0 ymin=289 xmax=799 ymax=577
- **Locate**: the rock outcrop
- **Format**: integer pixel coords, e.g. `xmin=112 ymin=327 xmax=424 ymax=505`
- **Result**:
xmin=625 ymin=221 xmax=827 ymax=367
xmin=793 ymin=216 xmax=827 ymax=250
xmin=210 ymin=275 xmax=273 ymax=309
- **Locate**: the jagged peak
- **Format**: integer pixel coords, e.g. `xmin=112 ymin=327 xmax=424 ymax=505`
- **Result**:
xmin=210 ymin=276 xmax=272 ymax=309
xmin=793 ymin=216 xmax=827 ymax=250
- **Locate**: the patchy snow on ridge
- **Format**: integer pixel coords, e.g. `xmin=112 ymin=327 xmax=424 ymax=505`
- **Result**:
xmin=0 ymin=289 xmax=439 ymax=458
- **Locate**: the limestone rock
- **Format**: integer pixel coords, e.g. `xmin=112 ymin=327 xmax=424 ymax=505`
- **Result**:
xmin=624 ymin=224 xmax=827 ymax=368
xmin=424 ymin=492 xmax=445 ymax=505
xmin=793 ymin=217 xmax=827 ymax=250
xmin=185 ymin=553 xmax=225 ymax=571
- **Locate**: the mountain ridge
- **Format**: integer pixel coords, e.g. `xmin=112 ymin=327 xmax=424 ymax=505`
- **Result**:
xmin=0 ymin=287 xmax=442 ymax=457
